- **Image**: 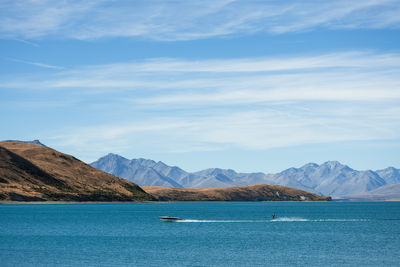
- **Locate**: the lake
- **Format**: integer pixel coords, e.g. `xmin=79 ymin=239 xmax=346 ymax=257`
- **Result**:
xmin=1 ymin=202 xmax=399 ymax=266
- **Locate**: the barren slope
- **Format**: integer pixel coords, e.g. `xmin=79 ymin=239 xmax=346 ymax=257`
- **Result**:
xmin=142 ymin=184 xmax=331 ymax=201
xmin=0 ymin=141 xmax=153 ymax=201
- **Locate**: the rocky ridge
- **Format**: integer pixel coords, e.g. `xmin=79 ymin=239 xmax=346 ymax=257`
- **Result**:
xmin=91 ymin=153 xmax=400 ymax=198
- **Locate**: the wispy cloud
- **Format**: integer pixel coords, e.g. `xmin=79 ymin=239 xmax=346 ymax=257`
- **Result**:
xmin=3 ymin=50 xmax=396 ymax=159
xmin=9 ymin=38 xmax=39 ymax=47
xmin=0 ymin=0 xmax=399 ymax=40
xmin=46 ymin=104 xmax=400 ymax=162
xmin=7 ymin=58 xmax=64 ymax=70
xmin=3 ymin=51 xmax=400 ymax=103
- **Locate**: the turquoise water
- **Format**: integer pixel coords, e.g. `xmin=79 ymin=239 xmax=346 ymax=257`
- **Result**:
xmin=1 ymin=202 xmax=400 ymax=266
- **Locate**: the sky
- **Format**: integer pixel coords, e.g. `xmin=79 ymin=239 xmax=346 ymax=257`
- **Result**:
xmin=1 ymin=0 xmax=400 ymax=173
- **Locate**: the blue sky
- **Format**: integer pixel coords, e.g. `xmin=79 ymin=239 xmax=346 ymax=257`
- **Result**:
xmin=1 ymin=0 xmax=400 ymax=173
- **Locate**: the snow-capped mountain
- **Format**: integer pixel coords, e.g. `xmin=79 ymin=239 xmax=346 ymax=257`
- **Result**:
xmin=90 ymin=154 xmax=400 ymax=198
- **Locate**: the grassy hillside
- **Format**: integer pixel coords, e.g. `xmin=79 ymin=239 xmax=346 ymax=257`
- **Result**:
xmin=142 ymin=184 xmax=331 ymax=201
xmin=0 ymin=141 xmax=154 ymax=201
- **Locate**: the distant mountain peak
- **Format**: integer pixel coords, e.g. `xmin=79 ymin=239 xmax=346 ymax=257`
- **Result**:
xmin=102 ymin=153 xmax=128 ymax=160
xmin=90 ymin=153 xmax=400 ymax=198
xmin=106 ymin=152 xmax=120 ymax=157
xmin=321 ymin=161 xmax=348 ymax=169
xmin=376 ymin=167 xmax=400 ymax=185
xmin=380 ymin=166 xmax=398 ymax=171
xmin=302 ymin=163 xmax=318 ymax=167
xmin=300 ymin=163 xmax=319 ymax=170
xmin=324 ymin=160 xmax=341 ymax=165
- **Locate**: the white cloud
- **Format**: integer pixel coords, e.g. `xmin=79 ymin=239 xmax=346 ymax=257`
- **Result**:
xmin=7 ymin=58 xmax=64 ymax=70
xmin=46 ymin=104 xmax=400 ymax=162
xmin=0 ymin=0 xmax=99 ymax=39
xmin=0 ymin=0 xmax=399 ymax=40
xmin=3 ymin=50 xmax=400 ymax=159
xmin=3 ymin=51 xmax=400 ymax=103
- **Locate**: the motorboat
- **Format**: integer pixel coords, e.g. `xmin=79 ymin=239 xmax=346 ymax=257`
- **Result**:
xmin=159 ymin=216 xmax=183 ymax=222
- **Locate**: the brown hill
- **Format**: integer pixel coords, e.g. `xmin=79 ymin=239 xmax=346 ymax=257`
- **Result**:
xmin=142 ymin=184 xmax=331 ymax=201
xmin=0 ymin=141 xmax=154 ymax=201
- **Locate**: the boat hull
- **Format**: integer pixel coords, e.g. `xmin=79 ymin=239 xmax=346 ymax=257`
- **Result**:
xmin=159 ymin=216 xmax=182 ymax=222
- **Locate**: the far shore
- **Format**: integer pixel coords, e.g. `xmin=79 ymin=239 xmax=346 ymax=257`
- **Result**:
xmin=1 ymin=199 xmax=399 ymax=204
xmin=0 ymin=201 xmax=157 ymax=205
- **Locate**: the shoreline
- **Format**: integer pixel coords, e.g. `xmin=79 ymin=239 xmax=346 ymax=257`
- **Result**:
xmin=0 ymin=201 xmax=157 ymax=205
xmin=1 ymin=199 xmax=398 ymax=204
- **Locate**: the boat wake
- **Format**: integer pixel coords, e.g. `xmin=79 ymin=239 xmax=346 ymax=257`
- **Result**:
xmin=271 ymin=217 xmax=371 ymax=222
xmin=272 ymin=217 xmax=309 ymax=222
xmin=177 ymin=217 xmax=373 ymax=223
xmin=178 ymin=219 xmax=267 ymax=223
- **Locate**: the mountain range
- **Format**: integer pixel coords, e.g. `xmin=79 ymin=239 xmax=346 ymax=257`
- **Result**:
xmin=91 ymin=153 xmax=400 ymax=199
xmin=0 ymin=140 xmax=332 ymax=202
